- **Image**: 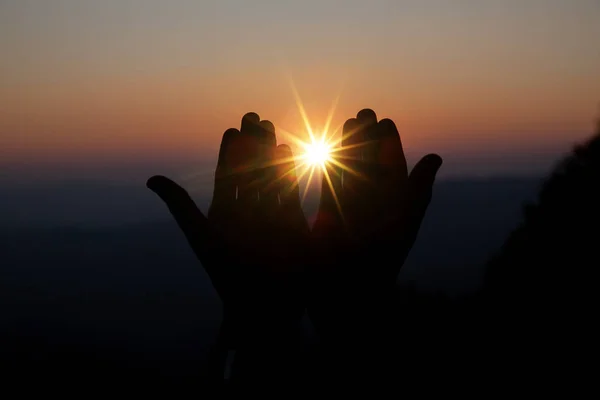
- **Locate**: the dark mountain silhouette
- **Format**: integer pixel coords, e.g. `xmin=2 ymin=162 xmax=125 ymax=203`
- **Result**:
xmin=485 ymin=123 xmax=600 ymax=338
xmin=483 ymin=123 xmax=600 ymax=369
xmin=486 ymin=125 xmax=600 ymax=298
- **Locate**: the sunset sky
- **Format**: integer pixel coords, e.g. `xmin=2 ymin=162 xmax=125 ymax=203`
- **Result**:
xmin=1 ymin=0 xmax=599 ymax=179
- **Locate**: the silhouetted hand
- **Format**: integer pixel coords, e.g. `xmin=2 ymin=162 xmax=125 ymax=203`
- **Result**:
xmin=147 ymin=112 xmax=309 ymax=354
xmin=309 ymin=108 xmax=442 ymax=356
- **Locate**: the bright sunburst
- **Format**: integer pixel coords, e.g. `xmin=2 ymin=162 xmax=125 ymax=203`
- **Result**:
xmin=301 ymin=137 xmax=332 ymax=166
xmin=271 ymin=78 xmax=367 ymax=219
xmin=180 ymin=77 xmax=365 ymax=220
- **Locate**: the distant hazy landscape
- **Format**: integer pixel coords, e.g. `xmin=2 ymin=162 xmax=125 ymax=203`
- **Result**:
xmin=1 ymin=175 xmax=543 ymax=379
xmin=1 ymin=175 xmax=543 ymax=291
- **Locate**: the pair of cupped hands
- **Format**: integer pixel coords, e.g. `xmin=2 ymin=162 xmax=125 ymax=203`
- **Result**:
xmin=147 ymin=108 xmax=442 ymax=350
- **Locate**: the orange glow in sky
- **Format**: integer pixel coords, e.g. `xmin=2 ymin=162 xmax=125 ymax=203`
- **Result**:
xmin=1 ymin=0 xmax=599 ymax=176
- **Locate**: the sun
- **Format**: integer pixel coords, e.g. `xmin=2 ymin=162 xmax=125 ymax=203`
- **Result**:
xmin=303 ymin=138 xmax=332 ymax=166
xmin=271 ymin=78 xmax=364 ymax=217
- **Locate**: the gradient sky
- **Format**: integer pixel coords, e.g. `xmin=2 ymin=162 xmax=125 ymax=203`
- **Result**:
xmin=1 ymin=0 xmax=599 ymax=179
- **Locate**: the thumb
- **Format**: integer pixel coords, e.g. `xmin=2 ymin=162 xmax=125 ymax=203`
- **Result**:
xmin=147 ymin=175 xmax=217 ymax=266
xmin=407 ymin=153 xmax=443 ymax=223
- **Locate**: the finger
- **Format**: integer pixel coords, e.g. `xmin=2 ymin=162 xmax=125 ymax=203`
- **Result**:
xmin=406 ymin=154 xmax=443 ymax=238
xmin=236 ymin=112 xmax=261 ymax=204
xmin=377 ymin=118 xmax=409 ymax=208
xmin=275 ymin=144 xmax=301 ymax=210
xmin=258 ymin=120 xmax=276 ymax=150
xmin=257 ymin=120 xmax=279 ymax=209
xmin=378 ymin=118 xmax=407 ymax=178
xmin=211 ymin=128 xmax=239 ymax=212
xmin=355 ymin=109 xmax=385 ymax=224
xmin=357 ymin=108 xmax=378 ymax=126
xmin=340 ymin=118 xmax=363 ymax=195
xmin=357 ymin=108 xmax=379 ymax=169
xmin=147 ymin=175 xmax=220 ymax=270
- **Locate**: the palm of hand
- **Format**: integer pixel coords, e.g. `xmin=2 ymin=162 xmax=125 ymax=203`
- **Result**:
xmin=310 ymin=109 xmax=442 ymax=336
xmin=148 ymin=113 xmax=308 ymax=346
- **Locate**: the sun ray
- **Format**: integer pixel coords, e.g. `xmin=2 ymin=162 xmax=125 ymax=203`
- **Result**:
xmin=278 ymin=161 xmax=312 ymax=198
xmin=275 ymin=159 xmax=310 ymax=183
xmin=322 ymin=167 xmax=345 ymax=224
xmin=327 ymin=157 xmax=364 ymax=179
xmin=289 ymin=78 xmax=315 ymax=142
xmin=339 ymin=123 xmax=364 ymax=144
xmin=262 ymin=155 xmax=299 ymax=168
xmin=294 ymin=162 xmax=314 ymax=186
xmin=325 ymin=121 xmax=345 ymax=147
xmin=328 ymin=141 xmax=373 ymax=154
xmin=323 ymin=93 xmax=341 ymax=141
xmin=276 ymin=127 xmax=313 ymax=150
xmin=301 ymin=166 xmax=317 ymax=205
xmin=275 ymin=80 xmax=370 ymax=224
xmin=261 ymin=159 xmax=309 ymax=194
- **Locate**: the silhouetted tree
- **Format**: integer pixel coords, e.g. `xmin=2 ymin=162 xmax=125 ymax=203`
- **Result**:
xmin=486 ymin=118 xmax=599 ymax=301
xmin=483 ymin=117 xmax=599 ymax=378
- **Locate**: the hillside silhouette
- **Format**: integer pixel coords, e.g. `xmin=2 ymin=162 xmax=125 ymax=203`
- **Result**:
xmin=481 ymin=120 xmax=600 ymax=384
xmin=486 ymin=121 xmax=600 ymax=298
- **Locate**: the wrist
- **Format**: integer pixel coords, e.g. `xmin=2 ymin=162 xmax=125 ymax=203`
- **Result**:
xmin=221 ymin=313 xmax=304 ymax=350
xmin=309 ymin=284 xmax=396 ymax=341
xmin=218 ymin=318 xmax=306 ymax=386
